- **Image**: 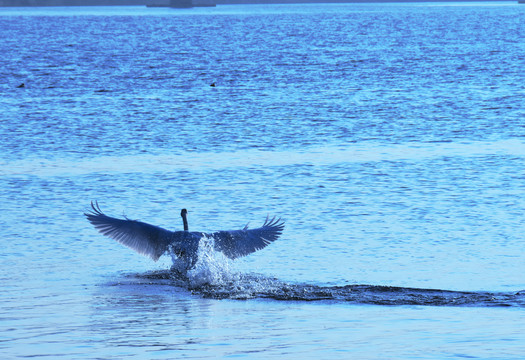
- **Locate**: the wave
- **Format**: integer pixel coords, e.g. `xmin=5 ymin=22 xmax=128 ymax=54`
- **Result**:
xmin=125 ymin=270 xmax=525 ymax=307
xmin=108 ymin=238 xmax=525 ymax=307
xmin=134 ymin=270 xmax=525 ymax=307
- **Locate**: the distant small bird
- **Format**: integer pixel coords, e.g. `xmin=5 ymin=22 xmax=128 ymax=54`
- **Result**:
xmin=85 ymin=202 xmax=284 ymax=269
xmin=210 ymin=82 xmax=216 ymax=87
xmin=17 ymin=83 xmax=25 ymax=88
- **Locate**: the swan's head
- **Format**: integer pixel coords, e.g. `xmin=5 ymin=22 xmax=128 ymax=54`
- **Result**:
xmin=181 ymin=208 xmax=187 ymax=218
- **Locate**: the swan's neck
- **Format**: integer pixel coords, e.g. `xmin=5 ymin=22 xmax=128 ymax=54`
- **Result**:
xmin=181 ymin=212 xmax=188 ymax=231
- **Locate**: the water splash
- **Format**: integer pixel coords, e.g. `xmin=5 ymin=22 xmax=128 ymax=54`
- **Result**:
xmin=188 ymin=236 xmax=238 ymax=288
xmin=168 ymin=235 xmax=239 ymax=289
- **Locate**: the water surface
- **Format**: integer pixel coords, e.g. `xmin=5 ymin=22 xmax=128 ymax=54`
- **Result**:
xmin=1 ymin=3 xmax=525 ymax=359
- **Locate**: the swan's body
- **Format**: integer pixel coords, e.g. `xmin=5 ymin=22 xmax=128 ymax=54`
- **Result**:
xmin=85 ymin=202 xmax=284 ymax=268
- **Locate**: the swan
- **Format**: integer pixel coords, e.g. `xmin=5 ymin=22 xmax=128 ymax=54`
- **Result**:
xmin=85 ymin=202 xmax=284 ymax=268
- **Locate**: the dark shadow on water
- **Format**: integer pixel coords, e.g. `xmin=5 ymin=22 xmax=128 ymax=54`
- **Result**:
xmin=119 ymin=270 xmax=525 ymax=308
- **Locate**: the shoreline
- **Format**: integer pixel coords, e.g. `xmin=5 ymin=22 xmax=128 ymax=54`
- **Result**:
xmin=0 ymin=0 xmax=514 ymax=6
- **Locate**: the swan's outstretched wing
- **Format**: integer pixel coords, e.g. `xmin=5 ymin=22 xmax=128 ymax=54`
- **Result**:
xmin=211 ymin=216 xmax=284 ymax=259
xmin=84 ymin=202 xmax=173 ymax=261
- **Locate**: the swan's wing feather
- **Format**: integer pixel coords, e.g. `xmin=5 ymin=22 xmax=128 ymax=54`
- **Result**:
xmin=211 ymin=216 xmax=284 ymax=259
xmin=84 ymin=202 xmax=173 ymax=261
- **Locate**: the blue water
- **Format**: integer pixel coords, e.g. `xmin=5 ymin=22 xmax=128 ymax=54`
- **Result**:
xmin=1 ymin=2 xmax=525 ymax=358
